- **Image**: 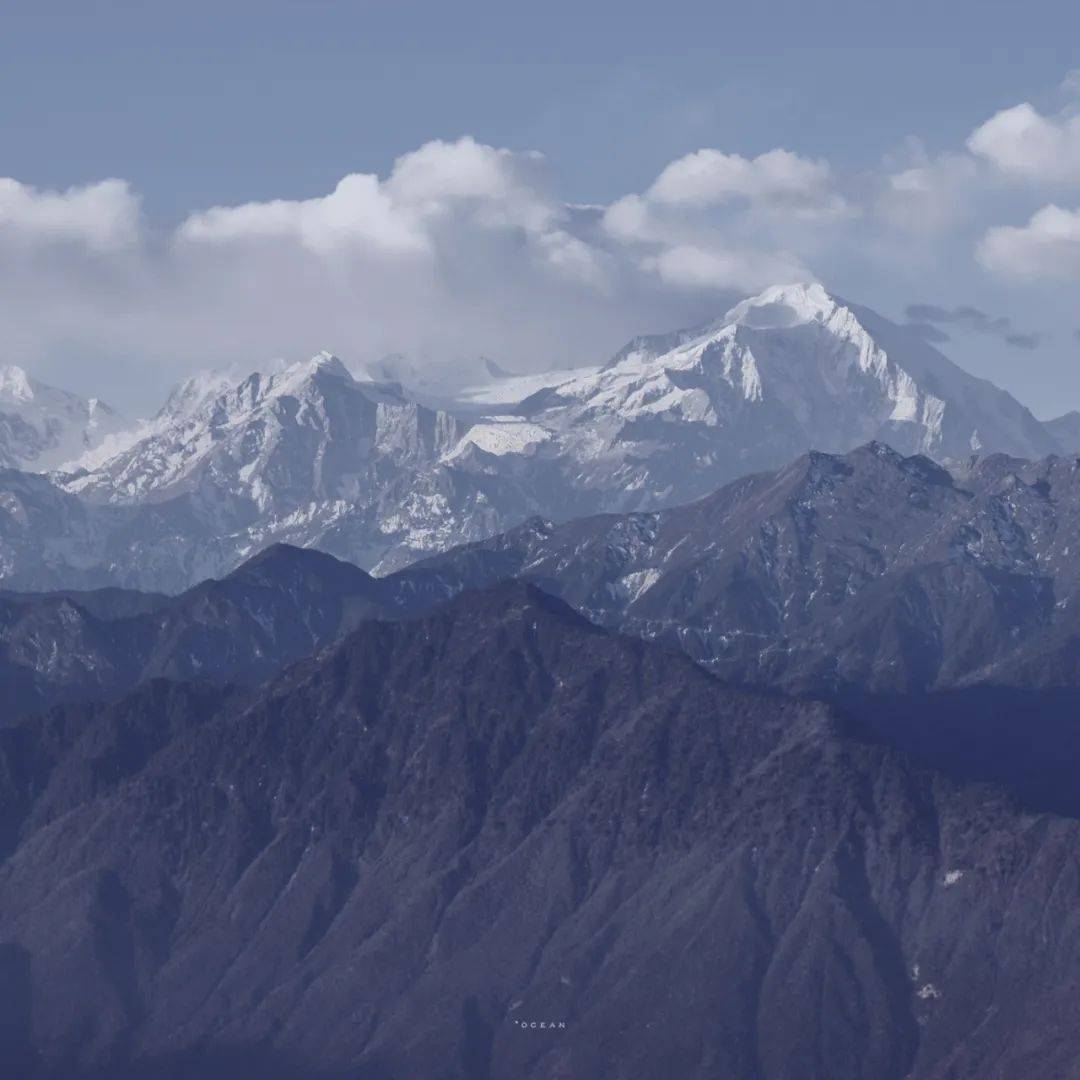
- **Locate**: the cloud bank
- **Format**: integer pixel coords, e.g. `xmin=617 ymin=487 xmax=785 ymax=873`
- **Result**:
xmin=5 ymin=76 xmax=1080 ymax=412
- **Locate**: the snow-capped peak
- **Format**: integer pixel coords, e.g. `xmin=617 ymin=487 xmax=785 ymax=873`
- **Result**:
xmin=267 ymin=351 xmax=353 ymax=400
xmin=725 ymin=282 xmax=836 ymax=329
xmin=305 ymin=350 xmax=351 ymax=378
xmin=62 ymin=345 xmax=462 ymax=512
xmin=0 ymin=364 xmax=37 ymax=404
xmin=0 ymin=364 xmax=130 ymax=472
xmin=1 ymin=283 xmax=1070 ymax=591
xmin=512 ymin=279 xmax=1060 ymax=493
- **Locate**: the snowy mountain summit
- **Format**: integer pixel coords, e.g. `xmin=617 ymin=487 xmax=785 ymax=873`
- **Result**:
xmin=0 ymin=283 xmax=1072 ymax=591
xmin=66 ymin=350 xmax=459 ymax=510
xmin=494 ymin=282 xmax=1057 ymax=508
xmin=0 ymin=364 xmax=128 ymax=472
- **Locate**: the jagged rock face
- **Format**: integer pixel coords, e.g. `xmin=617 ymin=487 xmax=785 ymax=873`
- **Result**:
xmin=394 ymin=442 xmax=1080 ymax=700
xmin=0 ymin=353 xmax=574 ymax=589
xmin=0 ymin=364 xmax=128 ymax=472
xmin=65 ymin=353 xmax=462 ymax=507
xmin=2 ymin=584 xmax=1080 ymax=1080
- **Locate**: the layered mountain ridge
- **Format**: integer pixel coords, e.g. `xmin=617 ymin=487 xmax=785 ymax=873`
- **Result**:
xmin=1 ymin=282 xmax=1077 ymax=593
xmin=402 ymin=439 xmax=1080 ymax=697
xmin=14 ymin=436 xmax=1080 ymax=717
xmin=13 ymin=437 xmax=1080 ymax=818
xmin=7 ymin=581 xmax=1080 ymax=1079
xmin=0 ymin=544 xmax=395 ymax=719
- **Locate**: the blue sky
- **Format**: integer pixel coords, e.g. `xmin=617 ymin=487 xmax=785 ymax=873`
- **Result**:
xmin=3 ymin=1 xmax=1080 ymax=415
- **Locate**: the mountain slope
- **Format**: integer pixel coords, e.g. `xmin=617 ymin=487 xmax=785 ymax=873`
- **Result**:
xmin=3 ymin=583 xmax=1080 ymax=1078
xmin=497 ymin=283 xmax=1058 ymax=511
xmin=0 ymin=365 xmax=129 ymax=472
xmin=0 ymin=544 xmax=395 ymax=719
xmin=393 ymin=441 xmax=1080 ymax=701
xmin=1045 ymin=409 xmax=1080 ymax=451
xmin=64 ymin=352 xmax=460 ymax=506
xmin=29 ymin=352 xmax=557 ymax=586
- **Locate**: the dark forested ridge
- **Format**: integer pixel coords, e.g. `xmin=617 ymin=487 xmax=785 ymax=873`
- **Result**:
xmin=2 ymin=583 xmax=1080 ymax=1078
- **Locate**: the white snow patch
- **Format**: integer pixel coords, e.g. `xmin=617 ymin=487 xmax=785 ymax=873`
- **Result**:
xmin=453 ymin=367 xmax=601 ymax=406
xmin=449 ymin=419 xmax=552 ymax=458
xmin=616 ymin=568 xmax=661 ymax=602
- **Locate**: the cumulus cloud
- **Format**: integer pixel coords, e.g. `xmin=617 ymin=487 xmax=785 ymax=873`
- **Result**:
xmin=645 ymin=148 xmax=841 ymax=217
xmin=4 ymin=138 xmax=782 ymax=409
xmin=0 ymin=178 xmax=140 ymax=250
xmin=385 ymin=138 xmax=551 ymax=227
xmin=645 ymin=244 xmax=809 ymax=291
xmin=597 ymin=146 xmax=841 ymax=294
xmin=178 ymin=174 xmax=430 ymax=257
xmin=977 ymin=205 xmax=1080 ymax=279
xmin=9 ymin=101 xmax=1080 ymax=414
xmin=177 ymin=137 xmax=610 ymax=287
xmin=968 ymin=103 xmax=1080 ymax=184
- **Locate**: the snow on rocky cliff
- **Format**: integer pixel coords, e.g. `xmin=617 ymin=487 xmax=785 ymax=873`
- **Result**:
xmin=0 ymin=364 xmax=130 ymax=472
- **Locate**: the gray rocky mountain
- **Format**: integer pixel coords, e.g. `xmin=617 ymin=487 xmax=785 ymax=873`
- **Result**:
xmin=395 ymin=441 xmax=1080 ymax=699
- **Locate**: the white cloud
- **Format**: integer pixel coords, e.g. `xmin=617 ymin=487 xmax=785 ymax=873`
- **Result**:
xmin=647 ymin=148 xmax=836 ymax=212
xmin=601 ymin=194 xmax=655 ymax=244
xmin=534 ymin=229 xmax=612 ymax=289
xmin=603 ymin=200 xmax=810 ymax=292
xmin=967 ymin=103 xmax=1080 ymax=184
xmin=172 ymin=137 xmax=817 ymax=347
xmin=647 ymin=244 xmax=810 ymax=291
xmin=19 ymin=105 xmax=1080 ymax=414
xmin=599 ymin=145 xmax=843 ymax=294
xmin=977 ymin=204 xmax=1080 ymax=279
xmin=179 ymin=137 xmax=560 ymax=258
xmin=386 ymin=137 xmax=552 ymax=231
xmin=178 ymin=173 xmax=430 ymax=257
xmin=0 ymin=178 xmax=139 ymax=250
xmin=0 ymin=139 xmax=737 ymax=409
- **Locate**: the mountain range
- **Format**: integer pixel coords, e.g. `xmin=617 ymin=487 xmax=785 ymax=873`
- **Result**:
xmin=12 ymin=437 xmax=1080 ymax=703
xmin=9 ymin=438 xmax=1080 ymax=808
xmin=1 ymin=282 xmax=1077 ymax=593
xmin=400 ymin=440 xmax=1080 ymax=697
xmin=9 ymin=276 xmax=1080 ymax=1074
xmin=7 ymin=580 xmax=1080 ymax=1079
